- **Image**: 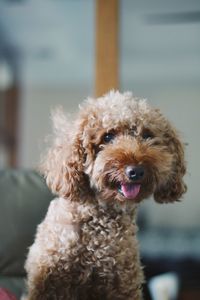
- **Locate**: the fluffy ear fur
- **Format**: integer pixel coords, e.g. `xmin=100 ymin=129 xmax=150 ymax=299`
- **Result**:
xmin=41 ymin=109 xmax=89 ymax=200
xmin=154 ymin=127 xmax=187 ymax=203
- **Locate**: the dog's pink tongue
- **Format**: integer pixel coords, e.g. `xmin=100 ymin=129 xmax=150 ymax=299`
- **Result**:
xmin=121 ymin=183 xmax=141 ymax=199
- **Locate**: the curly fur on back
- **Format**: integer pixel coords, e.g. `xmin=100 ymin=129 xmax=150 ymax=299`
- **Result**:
xmin=25 ymin=91 xmax=187 ymax=300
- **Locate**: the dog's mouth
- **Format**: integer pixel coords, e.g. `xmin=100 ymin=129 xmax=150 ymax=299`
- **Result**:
xmin=118 ymin=182 xmax=141 ymax=199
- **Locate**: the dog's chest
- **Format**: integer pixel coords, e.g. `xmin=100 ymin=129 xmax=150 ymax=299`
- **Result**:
xmin=79 ymin=208 xmax=138 ymax=263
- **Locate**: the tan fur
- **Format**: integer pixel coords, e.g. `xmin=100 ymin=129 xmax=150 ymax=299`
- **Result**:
xmin=25 ymin=91 xmax=187 ymax=300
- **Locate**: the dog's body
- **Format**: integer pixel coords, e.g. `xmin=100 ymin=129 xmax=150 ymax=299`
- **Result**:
xmin=25 ymin=91 xmax=186 ymax=300
xmin=26 ymin=198 xmax=143 ymax=300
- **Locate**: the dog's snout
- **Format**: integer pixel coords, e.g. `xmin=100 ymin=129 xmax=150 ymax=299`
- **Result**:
xmin=125 ymin=166 xmax=145 ymax=181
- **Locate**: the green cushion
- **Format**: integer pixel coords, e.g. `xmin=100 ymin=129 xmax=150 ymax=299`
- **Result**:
xmin=0 ymin=276 xmax=25 ymax=299
xmin=0 ymin=169 xmax=54 ymax=296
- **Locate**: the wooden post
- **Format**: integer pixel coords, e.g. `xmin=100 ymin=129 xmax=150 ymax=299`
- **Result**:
xmin=5 ymin=84 xmax=19 ymax=167
xmin=95 ymin=0 xmax=119 ymax=97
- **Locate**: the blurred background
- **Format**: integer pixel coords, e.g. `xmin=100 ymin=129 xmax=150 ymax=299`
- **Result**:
xmin=0 ymin=0 xmax=199 ymax=299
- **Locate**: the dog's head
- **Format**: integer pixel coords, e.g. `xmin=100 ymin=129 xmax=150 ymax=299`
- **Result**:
xmin=42 ymin=91 xmax=187 ymax=204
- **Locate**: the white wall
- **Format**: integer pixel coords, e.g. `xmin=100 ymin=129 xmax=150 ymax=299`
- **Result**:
xmin=18 ymin=86 xmax=92 ymax=169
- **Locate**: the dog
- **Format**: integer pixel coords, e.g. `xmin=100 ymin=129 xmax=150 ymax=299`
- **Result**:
xmin=25 ymin=91 xmax=187 ymax=300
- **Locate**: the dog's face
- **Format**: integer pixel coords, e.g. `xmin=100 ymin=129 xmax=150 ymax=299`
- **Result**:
xmin=85 ymin=125 xmax=174 ymax=203
xmin=43 ymin=91 xmax=187 ymax=204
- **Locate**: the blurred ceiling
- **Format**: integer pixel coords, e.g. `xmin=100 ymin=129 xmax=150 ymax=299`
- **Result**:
xmin=0 ymin=0 xmax=199 ymax=88
xmin=0 ymin=0 xmax=95 ymax=87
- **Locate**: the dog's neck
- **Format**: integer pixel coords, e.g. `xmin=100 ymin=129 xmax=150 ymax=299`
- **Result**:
xmin=96 ymin=196 xmax=138 ymax=217
xmin=67 ymin=192 xmax=138 ymax=220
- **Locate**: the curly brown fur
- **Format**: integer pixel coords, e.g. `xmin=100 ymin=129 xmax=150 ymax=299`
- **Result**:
xmin=25 ymin=91 xmax=187 ymax=300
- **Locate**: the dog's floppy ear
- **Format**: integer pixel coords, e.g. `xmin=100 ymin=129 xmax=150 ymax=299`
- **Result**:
xmin=41 ymin=109 xmax=89 ymax=200
xmin=154 ymin=127 xmax=187 ymax=203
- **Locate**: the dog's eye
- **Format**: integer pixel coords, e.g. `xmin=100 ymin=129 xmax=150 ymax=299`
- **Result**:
xmin=142 ymin=129 xmax=154 ymax=140
xmin=103 ymin=132 xmax=115 ymax=143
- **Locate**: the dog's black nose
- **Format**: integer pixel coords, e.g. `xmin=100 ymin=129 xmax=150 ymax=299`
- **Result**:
xmin=125 ymin=166 xmax=145 ymax=181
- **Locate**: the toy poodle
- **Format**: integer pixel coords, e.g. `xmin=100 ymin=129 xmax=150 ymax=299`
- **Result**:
xmin=25 ymin=91 xmax=187 ymax=300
